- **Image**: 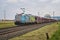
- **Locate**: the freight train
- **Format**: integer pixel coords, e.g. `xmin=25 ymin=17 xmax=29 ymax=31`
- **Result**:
xmin=15 ymin=13 xmax=56 ymax=25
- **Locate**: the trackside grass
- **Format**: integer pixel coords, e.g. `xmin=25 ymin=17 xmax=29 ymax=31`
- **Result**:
xmin=9 ymin=22 xmax=59 ymax=40
xmin=49 ymin=22 xmax=60 ymax=40
xmin=0 ymin=21 xmax=15 ymax=29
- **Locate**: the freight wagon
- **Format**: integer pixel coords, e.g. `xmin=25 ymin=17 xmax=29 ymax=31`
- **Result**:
xmin=15 ymin=14 xmax=56 ymax=25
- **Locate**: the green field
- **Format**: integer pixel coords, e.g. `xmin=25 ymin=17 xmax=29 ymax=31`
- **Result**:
xmin=9 ymin=22 xmax=59 ymax=40
xmin=49 ymin=22 xmax=60 ymax=40
xmin=0 ymin=21 xmax=15 ymax=29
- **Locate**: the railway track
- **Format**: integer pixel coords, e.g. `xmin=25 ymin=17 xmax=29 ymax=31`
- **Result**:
xmin=0 ymin=23 xmax=53 ymax=40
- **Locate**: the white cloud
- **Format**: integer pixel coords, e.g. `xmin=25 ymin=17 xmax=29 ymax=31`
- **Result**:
xmin=52 ymin=0 xmax=60 ymax=4
xmin=7 ymin=0 xmax=18 ymax=3
xmin=0 ymin=0 xmax=60 ymax=20
xmin=19 ymin=0 xmax=28 ymax=3
xmin=39 ymin=0 xmax=49 ymax=2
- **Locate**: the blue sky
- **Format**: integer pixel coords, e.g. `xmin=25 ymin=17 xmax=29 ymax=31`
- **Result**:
xmin=0 ymin=0 xmax=60 ymax=20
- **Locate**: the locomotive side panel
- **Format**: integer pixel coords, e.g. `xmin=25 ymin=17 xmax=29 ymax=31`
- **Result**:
xmin=29 ymin=16 xmax=35 ymax=23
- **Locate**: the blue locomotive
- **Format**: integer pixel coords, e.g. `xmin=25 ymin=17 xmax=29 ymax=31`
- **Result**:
xmin=15 ymin=14 xmax=36 ymax=25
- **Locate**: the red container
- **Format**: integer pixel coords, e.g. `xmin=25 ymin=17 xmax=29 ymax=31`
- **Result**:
xmin=35 ymin=16 xmax=44 ymax=23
